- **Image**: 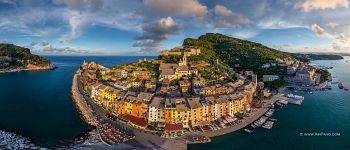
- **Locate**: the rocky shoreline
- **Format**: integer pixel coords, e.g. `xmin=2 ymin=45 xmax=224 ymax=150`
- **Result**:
xmin=71 ymin=70 xmax=98 ymax=126
xmin=0 ymin=63 xmax=56 ymax=73
xmin=0 ymin=130 xmax=45 ymax=150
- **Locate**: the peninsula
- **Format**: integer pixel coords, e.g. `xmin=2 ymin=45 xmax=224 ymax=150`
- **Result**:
xmin=0 ymin=44 xmax=55 ymax=73
xmin=71 ymin=33 xmax=332 ymax=150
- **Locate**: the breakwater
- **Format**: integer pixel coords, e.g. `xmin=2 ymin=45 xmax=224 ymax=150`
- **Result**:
xmin=71 ymin=70 xmax=98 ymax=126
xmin=0 ymin=130 xmax=43 ymax=150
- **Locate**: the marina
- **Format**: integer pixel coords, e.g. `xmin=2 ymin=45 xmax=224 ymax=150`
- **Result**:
xmin=245 ymin=94 xmax=305 ymax=132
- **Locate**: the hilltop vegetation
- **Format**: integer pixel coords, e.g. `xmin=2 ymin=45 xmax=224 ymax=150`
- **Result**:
xmin=183 ymin=33 xmax=295 ymax=75
xmin=0 ymin=44 xmax=51 ymax=69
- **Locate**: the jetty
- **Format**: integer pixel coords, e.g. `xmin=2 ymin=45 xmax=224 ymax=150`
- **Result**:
xmin=71 ymin=71 xmax=98 ymax=126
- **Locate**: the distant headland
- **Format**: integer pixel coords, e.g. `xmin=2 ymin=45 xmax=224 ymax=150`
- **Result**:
xmin=0 ymin=44 xmax=55 ymax=73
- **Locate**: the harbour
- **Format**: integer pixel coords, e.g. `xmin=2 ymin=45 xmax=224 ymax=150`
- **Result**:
xmin=189 ymin=57 xmax=350 ymax=150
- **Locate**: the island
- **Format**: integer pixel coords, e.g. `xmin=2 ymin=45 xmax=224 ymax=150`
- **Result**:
xmin=70 ymin=33 xmax=333 ymax=150
xmin=0 ymin=44 xmax=55 ymax=73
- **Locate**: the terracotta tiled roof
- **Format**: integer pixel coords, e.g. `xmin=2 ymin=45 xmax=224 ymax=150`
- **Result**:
xmin=123 ymin=114 xmax=147 ymax=128
xmin=164 ymin=123 xmax=183 ymax=131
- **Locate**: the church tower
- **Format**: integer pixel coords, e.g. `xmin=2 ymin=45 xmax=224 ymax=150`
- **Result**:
xmin=183 ymin=55 xmax=187 ymax=66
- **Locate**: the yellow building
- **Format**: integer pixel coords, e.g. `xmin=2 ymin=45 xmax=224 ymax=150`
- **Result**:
xmin=187 ymin=97 xmax=204 ymax=126
xmin=97 ymin=86 xmax=118 ymax=109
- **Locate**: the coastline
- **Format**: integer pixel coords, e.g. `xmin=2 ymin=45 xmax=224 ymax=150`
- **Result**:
xmin=0 ymin=64 xmax=56 ymax=73
xmin=71 ymin=69 xmax=283 ymax=149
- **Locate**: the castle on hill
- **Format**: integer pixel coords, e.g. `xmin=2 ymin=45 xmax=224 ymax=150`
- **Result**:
xmin=160 ymin=46 xmax=201 ymax=56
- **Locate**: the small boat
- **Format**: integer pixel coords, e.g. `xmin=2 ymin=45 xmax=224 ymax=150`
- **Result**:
xmin=339 ymin=82 xmax=344 ymax=89
xmin=253 ymin=122 xmax=261 ymax=127
xmin=269 ymin=118 xmax=278 ymax=121
xmin=275 ymin=102 xmax=284 ymax=106
xmin=278 ymin=99 xmax=289 ymax=105
xmin=262 ymin=121 xmax=274 ymax=129
xmin=251 ymin=124 xmax=257 ymax=128
xmin=265 ymin=109 xmax=275 ymax=117
xmin=286 ymin=94 xmax=304 ymax=101
xmin=244 ymin=129 xmax=253 ymax=133
xmin=344 ymin=86 xmax=349 ymax=91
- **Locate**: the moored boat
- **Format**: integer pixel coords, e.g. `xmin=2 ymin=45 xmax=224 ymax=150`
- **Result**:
xmin=286 ymin=94 xmax=304 ymax=101
xmin=251 ymin=124 xmax=257 ymax=128
xmin=244 ymin=129 xmax=253 ymax=133
xmin=262 ymin=121 xmax=274 ymax=130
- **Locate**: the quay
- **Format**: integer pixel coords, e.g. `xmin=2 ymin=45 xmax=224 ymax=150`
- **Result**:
xmin=188 ymin=94 xmax=282 ymax=138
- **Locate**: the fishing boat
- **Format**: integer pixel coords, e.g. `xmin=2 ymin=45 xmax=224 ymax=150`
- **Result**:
xmin=244 ymin=129 xmax=253 ymax=133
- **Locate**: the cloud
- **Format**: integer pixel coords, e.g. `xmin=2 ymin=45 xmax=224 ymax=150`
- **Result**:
xmin=60 ymin=12 xmax=92 ymax=42
xmin=332 ymin=33 xmax=350 ymax=51
xmin=28 ymin=41 xmax=91 ymax=54
xmin=0 ymin=0 xmax=16 ymax=5
xmin=143 ymin=0 xmax=208 ymax=20
xmin=232 ymin=29 xmax=259 ymax=39
xmin=41 ymin=43 xmax=90 ymax=54
xmin=297 ymin=0 xmax=349 ymax=12
xmin=53 ymin=0 xmax=104 ymax=42
xmin=311 ymin=24 xmax=328 ymax=37
xmin=271 ymin=44 xmax=334 ymax=53
xmin=213 ymin=5 xmax=251 ymax=28
xmin=257 ymin=19 xmax=307 ymax=29
xmin=326 ymin=22 xmax=339 ymax=28
xmin=53 ymin=0 xmax=103 ymax=12
xmin=133 ymin=17 xmax=179 ymax=52
xmin=29 ymin=41 xmax=38 ymax=47
xmin=336 ymin=33 xmax=350 ymax=44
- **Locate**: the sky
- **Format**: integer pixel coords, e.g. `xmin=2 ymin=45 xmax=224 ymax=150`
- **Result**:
xmin=0 ymin=0 xmax=350 ymax=56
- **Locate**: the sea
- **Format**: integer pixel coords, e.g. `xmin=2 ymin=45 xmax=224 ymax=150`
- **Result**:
xmin=0 ymin=56 xmax=349 ymax=149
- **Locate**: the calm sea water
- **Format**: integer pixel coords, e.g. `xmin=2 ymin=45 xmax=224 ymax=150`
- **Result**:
xmin=0 ymin=56 xmax=155 ymax=147
xmin=189 ymin=57 xmax=350 ymax=150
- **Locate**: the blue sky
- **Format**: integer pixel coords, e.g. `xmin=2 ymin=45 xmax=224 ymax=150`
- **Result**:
xmin=0 ymin=0 xmax=349 ymax=55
